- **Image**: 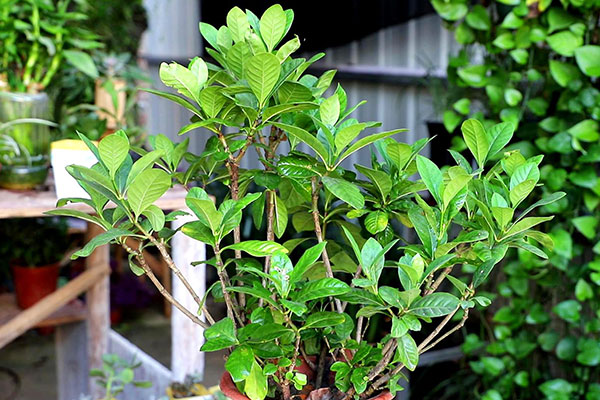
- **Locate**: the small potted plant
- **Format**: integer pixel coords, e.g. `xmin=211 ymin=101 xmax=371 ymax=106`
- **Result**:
xmin=89 ymin=353 xmax=152 ymax=400
xmin=0 ymin=217 xmax=69 ymax=309
xmin=51 ymin=5 xmax=562 ymax=399
xmin=0 ymin=0 xmax=100 ymax=189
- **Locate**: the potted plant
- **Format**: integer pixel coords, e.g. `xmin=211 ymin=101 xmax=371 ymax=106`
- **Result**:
xmin=0 ymin=0 xmax=101 ymax=189
xmin=0 ymin=217 xmax=69 ymax=309
xmin=50 ymin=5 xmax=562 ymax=399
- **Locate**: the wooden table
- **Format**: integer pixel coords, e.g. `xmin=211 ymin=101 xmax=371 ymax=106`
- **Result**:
xmin=0 ymin=185 xmax=206 ymax=399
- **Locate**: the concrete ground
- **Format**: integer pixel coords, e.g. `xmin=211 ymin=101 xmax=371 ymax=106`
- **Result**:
xmin=0 ymin=308 xmax=225 ymax=400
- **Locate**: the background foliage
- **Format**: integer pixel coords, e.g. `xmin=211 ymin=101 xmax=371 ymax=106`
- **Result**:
xmin=433 ymin=0 xmax=600 ymax=398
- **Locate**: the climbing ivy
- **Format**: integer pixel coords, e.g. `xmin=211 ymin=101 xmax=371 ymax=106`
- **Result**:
xmin=433 ymin=0 xmax=600 ymax=398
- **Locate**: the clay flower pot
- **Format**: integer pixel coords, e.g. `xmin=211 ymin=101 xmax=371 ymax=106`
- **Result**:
xmin=11 ymin=262 xmax=60 ymax=309
xmin=219 ymin=357 xmax=392 ymax=400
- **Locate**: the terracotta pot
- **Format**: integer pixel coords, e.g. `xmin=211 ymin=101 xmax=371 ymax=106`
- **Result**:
xmin=11 ymin=263 xmax=60 ymax=309
xmin=219 ymin=357 xmax=392 ymax=400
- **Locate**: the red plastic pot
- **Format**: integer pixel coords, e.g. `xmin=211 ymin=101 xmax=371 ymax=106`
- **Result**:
xmin=11 ymin=263 xmax=60 ymax=309
xmin=219 ymin=357 xmax=392 ymax=400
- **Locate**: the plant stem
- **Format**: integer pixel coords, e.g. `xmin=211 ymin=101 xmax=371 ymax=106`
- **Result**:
xmin=215 ymin=246 xmax=244 ymax=327
xmin=420 ymin=308 xmax=469 ymax=353
xmin=122 ymin=244 xmax=210 ymax=329
xmin=311 ymin=176 xmax=343 ymax=313
xmin=315 ymin=341 xmax=328 ymax=389
xmin=424 ymin=264 xmax=455 ymax=296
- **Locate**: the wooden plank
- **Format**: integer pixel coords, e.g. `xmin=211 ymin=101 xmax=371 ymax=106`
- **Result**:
xmin=0 ymin=262 xmax=109 ymax=349
xmin=56 ymin=321 xmax=89 ymax=400
xmin=171 ymin=211 xmax=206 ymax=382
xmin=86 ymin=222 xmax=111 ymax=400
xmin=0 ymin=293 xmax=86 ymax=327
xmin=0 ymin=185 xmax=188 ymax=219
xmin=108 ymin=329 xmax=172 ymax=399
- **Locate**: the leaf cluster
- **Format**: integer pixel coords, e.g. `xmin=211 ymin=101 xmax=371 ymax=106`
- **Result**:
xmin=433 ymin=0 xmax=600 ymax=398
xmin=51 ymin=4 xmax=560 ymax=400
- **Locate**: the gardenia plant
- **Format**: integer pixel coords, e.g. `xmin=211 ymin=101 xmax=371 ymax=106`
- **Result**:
xmin=49 ymin=5 xmax=562 ymax=400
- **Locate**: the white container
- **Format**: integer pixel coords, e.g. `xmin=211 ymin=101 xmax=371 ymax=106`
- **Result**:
xmin=50 ymin=139 xmax=98 ymax=199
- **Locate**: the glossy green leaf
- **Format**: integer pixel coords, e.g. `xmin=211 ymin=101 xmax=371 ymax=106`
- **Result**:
xmin=322 ymin=176 xmax=364 ymax=209
xmin=128 ymin=169 xmax=171 ymax=217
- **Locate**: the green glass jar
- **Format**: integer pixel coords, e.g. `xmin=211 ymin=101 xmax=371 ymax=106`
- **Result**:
xmin=0 ymin=91 xmax=51 ymax=189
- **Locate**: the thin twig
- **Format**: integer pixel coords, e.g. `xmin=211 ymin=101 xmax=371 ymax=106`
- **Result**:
xmin=420 ymin=309 xmax=469 ymax=354
xmin=311 ymin=176 xmax=343 ymax=313
xmin=424 ymin=265 xmax=454 ymax=296
xmin=122 ymin=244 xmax=209 ymax=329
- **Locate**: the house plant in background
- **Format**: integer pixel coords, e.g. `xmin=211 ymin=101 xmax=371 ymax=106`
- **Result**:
xmin=0 ymin=0 xmax=100 ymax=189
xmin=50 ymin=4 xmax=561 ymax=399
xmin=0 ymin=217 xmax=69 ymax=309
xmin=432 ymin=0 xmax=600 ymax=398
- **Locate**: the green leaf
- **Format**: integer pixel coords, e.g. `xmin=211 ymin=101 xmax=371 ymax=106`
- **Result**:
xmin=355 ymin=165 xmax=392 ymax=199
xmin=431 ymin=0 xmax=468 ymax=20
xmin=201 ymin=318 xmax=237 ymax=351
xmin=295 ymin=278 xmax=350 ymax=302
xmin=553 ymin=300 xmax=581 ymax=323
xmin=549 ymin=60 xmax=580 ymax=87
xmin=141 ymin=88 xmax=202 ymax=117
xmin=336 ymin=129 xmax=407 ymax=168
xmin=225 ymin=346 xmax=254 ymax=383
xmin=410 ymin=293 xmax=459 ymax=317
xmin=245 ymin=53 xmax=281 ymax=106
xmin=222 ymin=241 xmax=288 ymax=257
xmin=365 ymin=211 xmax=388 ymax=234
xmin=320 ymin=95 xmax=340 ymax=126
xmin=509 ymin=180 xmax=536 ymax=207
xmin=245 ymin=361 xmax=268 ymax=400
xmin=126 ymin=150 xmax=165 ymax=189
xmin=575 ymin=279 xmax=593 ymax=301
xmin=547 ymin=31 xmax=583 ymax=57
xmin=396 ymin=334 xmax=419 ymax=371
xmin=277 ymin=82 xmax=313 ymax=103
xmin=272 ymin=122 xmax=329 ymax=165
xmin=186 ymin=188 xmax=222 ymax=233
xmin=99 ymin=134 xmax=129 ymax=179
xmin=575 ymin=45 xmax=600 ymax=77
xmin=416 ymin=155 xmax=443 ymax=205
xmin=335 ymin=123 xmax=366 ymax=155
xmin=226 ymin=7 xmax=250 ymax=43
xmin=408 ymin=208 xmax=436 ymax=257
xmin=142 ymin=205 xmax=165 ymax=232
xmin=573 ymin=216 xmax=597 ymax=240
xmin=159 ymin=61 xmax=204 ymax=104
xmin=273 ymin=195 xmax=288 ymax=238
xmin=503 ymin=217 xmax=553 ymax=239
xmin=128 ymin=169 xmax=171 ymax=217
xmin=443 ymin=110 xmax=462 ymax=133
xmin=259 ymin=4 xmax=286 ymax=51
xmin=462 ymin=119 xmax=489 ymax=167
xmin=504 ymin=88 xmax=522 ymax=106
xmin=72 ymin=228 xmax=132 ymax=259
xmin=63 ymin=50 xmax=98 ymax=79
xmin=322 ymin=176 xmax=364 ymax=209
xmin=465 ymin=5 xmax=491 ymax=31
xmin=45 ymin=209 xmax=109 ymax=230
xmin=289 ymin=242 xmax=327 ymax=284
xmin=200 ymin=86 xmax=227 ymax=118
xmin=457 ymin=65 xmax=487 ymax=87
xmin=568 ymin=120 xmax=599 ymax=142
xmin=472 ymin=259 xmax=499 ymax=288
xmin=302 ymin=311 xmax=345 ymax=330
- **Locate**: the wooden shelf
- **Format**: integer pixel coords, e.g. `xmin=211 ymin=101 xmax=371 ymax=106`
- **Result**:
xmin=0 ymin=293 xmax=87 ymax=328
xmin=0 ymin=184 xmax=188 ymax=219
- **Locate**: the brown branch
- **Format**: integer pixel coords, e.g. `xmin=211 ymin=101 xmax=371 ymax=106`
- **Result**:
xmin=315 ymin=342 xmax=328 ymax=389
xmin=122 ymin=244 xmax=210 ymax=329
xmin=420 ymin=308 xmax=469 ymax=354
xmin=424 ymin=265 xmax=455 ymax=296
xmin=311 ymin=176 xmax=343 ymax=313
xmin=215 ymin=246 xmax=244 ymax=327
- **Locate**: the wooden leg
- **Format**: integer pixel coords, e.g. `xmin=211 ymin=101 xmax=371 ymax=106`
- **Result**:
xmin=85 ymin=222 xmax=110 ymax=398
xmin=171 ymin=211 xmax=206 ymax=382
xmin=56 ymin=321 xmax=88 ymax=400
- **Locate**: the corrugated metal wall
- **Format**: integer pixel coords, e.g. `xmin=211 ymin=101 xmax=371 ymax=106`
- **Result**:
xmin=139 ymin=0 xmax=459 ymax=168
